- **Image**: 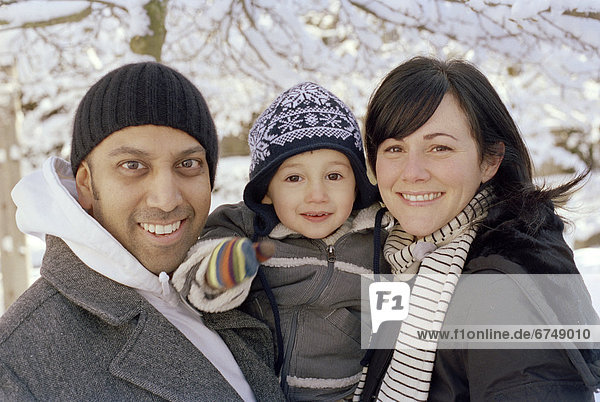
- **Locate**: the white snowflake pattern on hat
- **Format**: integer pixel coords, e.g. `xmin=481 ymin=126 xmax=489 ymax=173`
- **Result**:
xmin=248 ymin=82 xmax=362 ymax=172
xmin=280 ymin=82 xmax=330 ymax=108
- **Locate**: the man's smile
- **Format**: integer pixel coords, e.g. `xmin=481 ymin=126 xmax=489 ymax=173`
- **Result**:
xmin=139 ymin=220 xmax=182 ymax=235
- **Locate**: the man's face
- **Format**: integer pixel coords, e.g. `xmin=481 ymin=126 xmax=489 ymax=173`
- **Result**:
xmin=75 ymin=125 xmax=212 ymax=275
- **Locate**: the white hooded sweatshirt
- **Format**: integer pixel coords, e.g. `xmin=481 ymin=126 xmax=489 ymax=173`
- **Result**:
xmin=11 ymin=156 xmax=255 ymax=401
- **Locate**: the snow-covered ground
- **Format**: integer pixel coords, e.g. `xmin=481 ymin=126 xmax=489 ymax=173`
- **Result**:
xmin=575 ymin=248 xmax=600 ymax=314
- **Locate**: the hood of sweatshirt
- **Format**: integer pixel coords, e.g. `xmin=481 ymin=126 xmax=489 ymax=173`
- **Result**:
xmin=11 ymin=156 xmax=173 ymax=300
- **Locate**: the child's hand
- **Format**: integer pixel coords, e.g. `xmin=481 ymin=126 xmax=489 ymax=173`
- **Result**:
xmin=206 ymin=237 xmax=275 ymax=290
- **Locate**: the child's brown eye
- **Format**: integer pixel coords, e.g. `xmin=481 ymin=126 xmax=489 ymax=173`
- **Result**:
xmin=285 ymin=175 xmax=301 ymax=182
xmin=327 ymin=173 xmax=342 ymax=180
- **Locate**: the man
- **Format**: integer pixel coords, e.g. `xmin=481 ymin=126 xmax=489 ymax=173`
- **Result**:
xmin=0 ymin=62 xmax=283 ymax=401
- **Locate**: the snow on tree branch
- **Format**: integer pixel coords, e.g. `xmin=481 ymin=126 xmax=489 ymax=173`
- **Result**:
xmin=0 ymin=0 xmax=598 ymax=172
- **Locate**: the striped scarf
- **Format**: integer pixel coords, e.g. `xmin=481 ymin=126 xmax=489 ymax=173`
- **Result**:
xmin=354 ymin=189 xmax=493 ymax=401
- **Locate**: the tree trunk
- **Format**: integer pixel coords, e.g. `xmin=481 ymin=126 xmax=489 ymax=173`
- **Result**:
xmin=0 ymin=63 xmax=30 ymax=313
xmin=130 ymin=0 xmax=168 ymax=61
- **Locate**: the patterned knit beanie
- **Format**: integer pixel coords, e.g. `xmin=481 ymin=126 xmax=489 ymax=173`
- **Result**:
xmin=243 ymin=82 xmax=378 ymax=235
xmin=70 ymin=62 xmax=218 ymax=188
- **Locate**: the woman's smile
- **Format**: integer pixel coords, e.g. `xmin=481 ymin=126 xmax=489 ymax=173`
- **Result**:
xmin=399 ymin=192 xmax=443 ymax=203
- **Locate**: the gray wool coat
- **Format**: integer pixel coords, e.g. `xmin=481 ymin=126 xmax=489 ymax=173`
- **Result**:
xmin=0 ymin=235 xmax=284 ymax=401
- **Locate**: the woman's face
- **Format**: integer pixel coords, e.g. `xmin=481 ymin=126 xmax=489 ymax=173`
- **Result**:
xmin=375 ymin=93 xmax=500 ymax=237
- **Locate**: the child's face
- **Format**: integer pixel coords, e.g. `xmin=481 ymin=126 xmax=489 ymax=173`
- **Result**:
xmin=262 ymin=149 xmax=356 ymax=239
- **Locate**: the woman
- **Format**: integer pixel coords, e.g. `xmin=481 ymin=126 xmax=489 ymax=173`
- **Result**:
xmin=356 ymin=56 xmax=600 ymax=401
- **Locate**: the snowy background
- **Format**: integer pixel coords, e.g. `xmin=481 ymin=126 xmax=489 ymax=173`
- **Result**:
xmin=1 ymin=0 xmax=599 ymax=338
xmin=1 ymin=0 xmax=599 ymax=173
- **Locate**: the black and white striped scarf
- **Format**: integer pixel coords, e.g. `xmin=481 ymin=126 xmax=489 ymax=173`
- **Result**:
xmin=354 ymin=188 xmax=493 ymax=401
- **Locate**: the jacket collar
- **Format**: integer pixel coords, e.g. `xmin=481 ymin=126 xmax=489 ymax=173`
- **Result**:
xmin=42 ymin=235 xmax=143 ymax=325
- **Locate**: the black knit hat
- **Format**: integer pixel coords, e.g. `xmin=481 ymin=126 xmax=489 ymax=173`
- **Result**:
xmin=70 ymin=62 xmax=218 ymax=187
xmin=243 ymin=82 xmax=378 ymax=235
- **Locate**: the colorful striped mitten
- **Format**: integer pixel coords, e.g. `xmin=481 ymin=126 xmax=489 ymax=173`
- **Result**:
xmin=205 ymin=237 xmax=274 ymax=290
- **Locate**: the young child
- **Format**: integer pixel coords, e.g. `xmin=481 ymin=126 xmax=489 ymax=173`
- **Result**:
xmin=173 ymin=82 xmax=390 ymax=400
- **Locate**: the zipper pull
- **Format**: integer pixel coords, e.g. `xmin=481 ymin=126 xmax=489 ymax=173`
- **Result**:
xmin=327 ymin=245 xmax=335 ymax=263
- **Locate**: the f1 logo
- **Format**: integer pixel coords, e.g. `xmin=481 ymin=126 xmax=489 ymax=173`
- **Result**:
xmin=369 ymin=281 xmax=410 ymax=333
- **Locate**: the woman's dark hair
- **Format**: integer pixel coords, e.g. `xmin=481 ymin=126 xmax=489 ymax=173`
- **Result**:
xmin=365 ymin=56 xmax=588 ymax=233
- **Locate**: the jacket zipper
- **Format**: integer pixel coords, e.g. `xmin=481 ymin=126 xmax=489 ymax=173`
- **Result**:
xmin=327 ymin=244 xmax=336 ymax=263
xmin=281 ymin=244 xmax=337 ymax=390
xmin=306 ymin=244 xmax=336 ymax=304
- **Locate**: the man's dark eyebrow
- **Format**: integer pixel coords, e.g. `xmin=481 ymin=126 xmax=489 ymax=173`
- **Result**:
xmin=107 ymin=145 xmax=206 ymax=158
xmin=423 ymin=133 xmax=458 ymax=141
xmin=179 ymin=146 xmax=206 ymax=157
xmin=108 ymin=146 xmax=150 ymax=157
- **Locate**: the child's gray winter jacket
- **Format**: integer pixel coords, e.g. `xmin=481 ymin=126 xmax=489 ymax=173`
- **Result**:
xmin=173 ymin=202 xmax=390 ymax=400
